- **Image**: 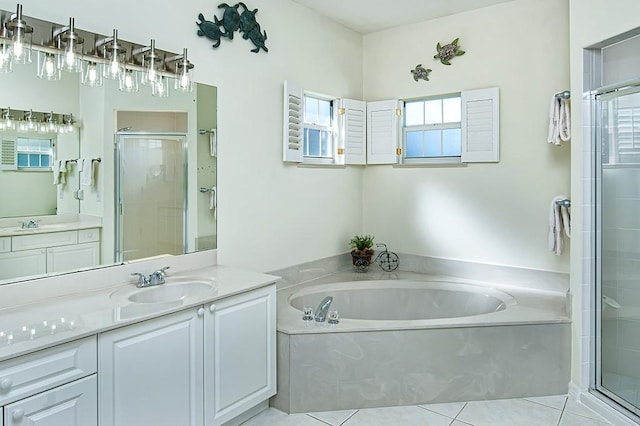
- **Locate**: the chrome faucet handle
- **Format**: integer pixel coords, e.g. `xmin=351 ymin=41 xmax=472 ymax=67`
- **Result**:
xmin=131 ymin=272 xmax=149 ymax=288
xmin=149 ymin=266 xmax=170 ymax=285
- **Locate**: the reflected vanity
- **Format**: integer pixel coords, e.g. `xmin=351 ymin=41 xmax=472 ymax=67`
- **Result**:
xmin=0 ymin=9 xmax=217 ymax=285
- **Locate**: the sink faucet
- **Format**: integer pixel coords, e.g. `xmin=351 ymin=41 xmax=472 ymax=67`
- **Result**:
xmin=21 ymin=219 xmax=40 ymax=229
xmin=131 ymin=266 xmax=170 ymax=288
xmin=314 ymin=296 xmax=333 ymax=322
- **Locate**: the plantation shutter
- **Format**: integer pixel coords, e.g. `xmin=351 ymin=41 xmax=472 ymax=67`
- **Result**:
xmin=338 ymin=98 xmax=366 ymax=165
xmin=367 ymin=100 xmax=401 ymax=164
xmin=461 ymin=87 xmax=500 ymax=163
xmin=283 ymin=80 xmax=303 ymax=163
xmin=0 ymin=138 xmax=17 ymax=170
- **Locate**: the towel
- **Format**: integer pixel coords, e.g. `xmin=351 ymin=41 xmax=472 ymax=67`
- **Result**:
xmin=547 ymin=95 xmax=571 ymax=145
xmin=549 ymin=195 xmax=571 ymax=255
xmin=210 ymin=129 xmax=217 ymax=157
xmin=80 ymin=158 xmax=92 ymax=186
xmin=52 ymin=160 xmax=61 ymax=184
xmin=209 ymin=186 xmax=217 ymax=220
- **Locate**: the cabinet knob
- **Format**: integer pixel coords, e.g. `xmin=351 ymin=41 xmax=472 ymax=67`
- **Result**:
xmin=12 ymin=408 xmax=24 ymax=421
xmin=197 ymin=308 xmax=205 ymax=317
xmin=0 ymin=378 xmax=12 ymax=390
xmin=209 ymin=304 xmax=216 ymax=312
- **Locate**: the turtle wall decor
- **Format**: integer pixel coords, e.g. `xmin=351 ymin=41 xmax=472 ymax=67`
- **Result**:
xmin=410 ymin=64 xmax=432 ymax=82
xmin=196 ymin=2 xmax=268 ymax=53
xmin=434 ymin=38 xmax=465 ymax=65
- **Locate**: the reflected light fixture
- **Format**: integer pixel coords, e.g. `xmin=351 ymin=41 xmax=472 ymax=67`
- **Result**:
xmin=0 ymin=27 xmax=12 ymax=73
xmin=4 ymin=4 xmax=32 ymax=64
xmin=2 ymin=108 xmax=15 ymax=130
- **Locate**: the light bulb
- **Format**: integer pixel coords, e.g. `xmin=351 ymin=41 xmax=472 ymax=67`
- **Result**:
xmin=12 ymin=40 xmax=23 ymax=60
xmin=44 ymin=57 xmax=56 ymax=77
xmin=65 ymin=50 xmax=75 ymax=68
xmin=147 ymin=68 xmax=157 ymax=83
xmin=87 ymin=66 xmax=97 ymax=82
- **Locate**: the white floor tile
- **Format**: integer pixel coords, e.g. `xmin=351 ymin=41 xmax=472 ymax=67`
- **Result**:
xmin=241 ymin=408 xmax=327 ymax=425
xmin=524 ymin=395 xmax=568 ymax=410
xmin=456 ymin=398 xmax=562 ymax=426
xmin=564 ymin=399 xmax=610 ymax=422
xmin=343 ymin=405 xmax=452 ymax=426
xmin=559 ymin=411 xmax=612 ymax=426
xmin=307 ymin=409 xmax=358 ymax=425
xmin=419 ymin=401 xmax=466 ymax=418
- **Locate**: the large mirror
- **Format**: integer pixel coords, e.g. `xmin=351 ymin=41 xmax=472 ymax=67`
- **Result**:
xmin=0 ymin=58 xmax=217 ymax=285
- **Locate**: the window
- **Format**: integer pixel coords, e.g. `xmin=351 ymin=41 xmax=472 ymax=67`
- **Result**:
xmin=403 ymin=94 xmax=462 ymax=162
xmin=303 ymin=95 xmax=334 ymax=160
xmin=16 ymin=137 xmax=53 ymax=170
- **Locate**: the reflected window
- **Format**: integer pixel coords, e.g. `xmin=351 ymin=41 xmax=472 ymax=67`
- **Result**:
xmin=403 ymin=94 xmax=461 ymax=162
xmin=303 ymin=94 xmax=333 ymax=160
xmin=16 ymin=137 xmax=53 ymax=170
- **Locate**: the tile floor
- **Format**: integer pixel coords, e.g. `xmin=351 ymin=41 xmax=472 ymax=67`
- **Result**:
xmin=242 ymin=395 xmax=615 ymax=426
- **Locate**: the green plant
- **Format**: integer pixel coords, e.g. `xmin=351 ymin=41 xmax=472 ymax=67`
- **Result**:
xmin=349 ymin=234 xmax=375 ymax=251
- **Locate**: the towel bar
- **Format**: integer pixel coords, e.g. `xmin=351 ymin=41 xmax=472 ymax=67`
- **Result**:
xmin=554 ymin=91 xmax=570 ymax=99
xmin=555 ymin=199 xmax=571 ymax=208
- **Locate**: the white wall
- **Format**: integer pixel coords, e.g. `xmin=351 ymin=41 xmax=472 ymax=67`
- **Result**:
xmin=362 ymin=0 xmax=571 ymax=272
xmin=568 ymin=0 xmax=640 ymax=389
xmin=0 ymin=0 xmax=364 ymax=272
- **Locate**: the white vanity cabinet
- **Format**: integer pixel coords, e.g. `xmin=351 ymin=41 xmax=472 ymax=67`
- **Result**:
xmin=0 ymin=337 xmax=98 ymax=426
xmin=0 ymin=229 xmax=100 ymax=280
xmin=204 ymin=285 xmax=276 ymax=426
xmin=98 ymin=308 xmax=204 ymax=426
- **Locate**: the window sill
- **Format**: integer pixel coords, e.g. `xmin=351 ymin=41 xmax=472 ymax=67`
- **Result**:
xmin=393 ymin=161 xmax=468 ymax=169
xmin=297 ymin=163 xmax=347 ymax=169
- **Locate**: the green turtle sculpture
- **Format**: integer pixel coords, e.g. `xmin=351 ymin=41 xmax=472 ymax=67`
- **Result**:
xmin=434 ymin=38 xmax=465 ymax=65
xmin=410 ymin=64 xmax=432 ymax=82
xmin=238 ymin=2 xmax=259 ymax=35
xmin=215 ymin=3 xmax=241 ymax=40
xmin=196 ymin=13 xmax=226 ymax=48
xmin=246 ymin=25 xmax=268 ymax=53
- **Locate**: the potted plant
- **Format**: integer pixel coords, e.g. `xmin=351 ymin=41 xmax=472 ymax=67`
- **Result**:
xmin=349 ymin=234 xmax=375 ymax=271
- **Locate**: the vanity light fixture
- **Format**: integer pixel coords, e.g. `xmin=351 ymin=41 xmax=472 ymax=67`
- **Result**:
xmin=0 ymin=4 xmax=196 ymax=97
xmin=17 ymin=109 xmax=36 ymax=132
xmin=59 ymin=114 xmax=77 ymax=133
xmin=1 ymin=108 xmax=15 ymax=130
xmin=54 ymin=17 xmax=84 ymax=73
xmin=4 ymin=4 xmax=32 ymax=64
xmin=38 ymin=112 xmax=58 ymax=134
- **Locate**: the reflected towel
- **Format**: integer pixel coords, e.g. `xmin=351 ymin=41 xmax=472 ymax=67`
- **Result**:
xmin=80 ymin=158 xmax=92 ymax=186
xmin=209 ymin=186 xmax=217 ymax=220
xmin=547 ymin=95 xmax=571 ymax=145
xmin=52 ymin=160 xmax=61 ymax=184
xmin=210 ymin=129 xmax=217 ymax=157
xmin=549 ymin=195 xmax=571 ymax=255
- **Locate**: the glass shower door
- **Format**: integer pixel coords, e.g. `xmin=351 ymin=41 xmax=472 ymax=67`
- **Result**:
xmin=596 ymin=86 xmax=640 ymax=415
xmin=116 ymin=133 xmax=187 ymax=262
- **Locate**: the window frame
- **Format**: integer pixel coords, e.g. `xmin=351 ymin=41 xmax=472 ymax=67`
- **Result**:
xmin=15 ymin=136 xmax=55 ymax=172
xmin=402 ymin=92 xmax=462 ymax=165
xmin=301 ymin=91 xmax=336 ymax=166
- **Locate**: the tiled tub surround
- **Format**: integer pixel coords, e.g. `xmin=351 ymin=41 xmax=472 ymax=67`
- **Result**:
xmin=272 ymin=265 xmax=570 ymax=414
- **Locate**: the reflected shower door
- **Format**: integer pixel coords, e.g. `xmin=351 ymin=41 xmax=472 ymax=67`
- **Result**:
xmin=596 ymin=87 xmax=640 ymax=415
xmin=116 ymin=134 xmax=187 ymax=262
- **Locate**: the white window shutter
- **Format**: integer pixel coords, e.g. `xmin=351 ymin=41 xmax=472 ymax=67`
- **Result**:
xmin=1 ymin=138 xmax=17 ymax=170
xmin=367 ymin=100 xmax=400 ymax=164
xmin=461 ymin=87 xmax=500 ymax=163
xmin=338 ymin=98 xmax=366 ymax=165
xmin=283 ymin=80 xmax=303 ymax=163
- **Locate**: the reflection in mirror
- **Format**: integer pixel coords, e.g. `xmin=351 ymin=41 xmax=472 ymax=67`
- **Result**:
xmin=0 ymin=58 xmax=217 ymax=285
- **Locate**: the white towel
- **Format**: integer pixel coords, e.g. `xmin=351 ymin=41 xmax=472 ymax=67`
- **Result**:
xmin=547 ymin=95 xmax=571 ymax=145
xmin=549 ymin=195 xmax=571 ymax=255
xmin=80 ymin=158 xmax=92 ymax=186
xmin=52 ymin=160 xmax=61 ymax=184
xmin=210 ymin=129 xmax=217 ymax=157
xmin=209 ymin=186 xmax=217 ymax=220
xmin=59 ymin=160 xmax=67 ymax=185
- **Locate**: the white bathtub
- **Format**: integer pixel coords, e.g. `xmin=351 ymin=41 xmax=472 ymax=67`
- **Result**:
xmin=273 ymin=274 xmax=571 ymax=413
xmin=288 ymin=280 xmax=516 ymax=321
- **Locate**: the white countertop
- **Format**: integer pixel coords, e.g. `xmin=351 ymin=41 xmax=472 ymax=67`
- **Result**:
xmin=0 ymin=221 xmax=101 ymax=237
xmin=0 ymin=265 xmax=280 ymax=362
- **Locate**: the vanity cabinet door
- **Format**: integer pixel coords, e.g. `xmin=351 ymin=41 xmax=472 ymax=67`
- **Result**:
xmin=204 ymin=284 xmax=276 ymax=426
xmin=3 ymin=375 xmax=97 ymax=426
xmin=98 ymin=308 xmax=204 ymax=426
xmin=46 ymin=242 xmax=99 ymax=273
xmin=0 ymin=249 xmax=46 ymax=281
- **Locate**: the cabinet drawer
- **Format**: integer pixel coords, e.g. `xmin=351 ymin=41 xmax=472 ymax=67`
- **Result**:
xmin=0 ymin=336 xmax=97 ymax=406
xmin=4 ymin=375 xmax=97 ymax=426
xmin=0 ymin=237 xmax=10 ymax=253
xmin=78 ymin=228 xmax=100 ymax=243
xmin=12 ymin=231 xmax=78 ymax=251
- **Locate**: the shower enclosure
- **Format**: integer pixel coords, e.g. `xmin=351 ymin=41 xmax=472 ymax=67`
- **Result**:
xmin=115 ymin=133 xmax=187 ymax=262
xmin=595 ymin=83 xmax=640 ymax=417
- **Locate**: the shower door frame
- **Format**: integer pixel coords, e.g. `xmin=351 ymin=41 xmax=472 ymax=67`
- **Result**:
xmin=114 ymin=131 xmax=189 ymax=263
xmin=592 ymin=81 xmax=640 ymax=419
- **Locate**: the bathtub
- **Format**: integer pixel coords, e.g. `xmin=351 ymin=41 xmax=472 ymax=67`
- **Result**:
xmin=272 ymin=274 xmax=571 ymax=413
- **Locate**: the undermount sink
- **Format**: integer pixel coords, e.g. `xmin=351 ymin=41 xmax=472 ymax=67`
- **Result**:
xmin=110 ymin=279 xmax=217 ymax=305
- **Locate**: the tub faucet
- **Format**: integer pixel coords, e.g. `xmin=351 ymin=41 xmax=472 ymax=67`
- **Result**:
xmin=314 ymin=296 xmax=333 ymax=322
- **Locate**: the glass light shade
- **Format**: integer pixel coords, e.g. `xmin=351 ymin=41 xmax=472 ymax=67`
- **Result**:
xmin=81 ymin=62 xmax=103 ymax=87
xmin=17 ymin=120 xmax=28 ymax=132
xmin=0 ymin=41 xmax=12 ymax=73
xmin=36 ymin=51 xmax=61 ymax=80
xmin=61 ymin=43 xmax=83 ymax=73
xmin=10 ymin=29 xmax=32 ymax=64
xmin=140 ymin=57 xmax=161 ymax=86
xmin=119 ymin=69 xmax=139 ymax=92
xmin=3 ymin=116 xmax=15 ymax=130
xmin=152 ymin=75 xmax=170 ymax=97
xmin=174 ymin=65 xmax=193 ymax=92
xmin=104 ymin=55 xmax=124 ymax=80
